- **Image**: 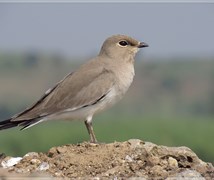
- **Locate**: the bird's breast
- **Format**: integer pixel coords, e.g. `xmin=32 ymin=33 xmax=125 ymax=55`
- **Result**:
xmin=115 ymin=64 xmax=135 ymax=95
xmin=91 ymin=65 xmax=135 ymax=115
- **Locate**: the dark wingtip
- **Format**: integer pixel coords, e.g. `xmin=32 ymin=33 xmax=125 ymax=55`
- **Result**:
xmin=0 ymin=119 xmax=19 ymax=130
xmin=0 ymin=118 xmax=42 ymax=131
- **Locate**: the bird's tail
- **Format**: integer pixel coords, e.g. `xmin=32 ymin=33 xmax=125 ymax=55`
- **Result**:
xmin=0 ymin=118 xmax=42 ymax=131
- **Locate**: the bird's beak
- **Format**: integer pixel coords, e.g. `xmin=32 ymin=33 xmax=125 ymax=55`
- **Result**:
xmin=138 ymin=42 xmax=149 ymax=48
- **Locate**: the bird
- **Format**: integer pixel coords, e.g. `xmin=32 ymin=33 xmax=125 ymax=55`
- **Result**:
xmin=0 ymin=34 xmax=148 ymax=143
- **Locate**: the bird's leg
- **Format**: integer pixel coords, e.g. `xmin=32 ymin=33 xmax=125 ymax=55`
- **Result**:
xmin=84 ymin=120 xmax=98 ymax=143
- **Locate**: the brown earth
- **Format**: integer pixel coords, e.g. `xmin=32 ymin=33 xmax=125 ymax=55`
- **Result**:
xmin=0 ymin=139 xmax=214 ymax=179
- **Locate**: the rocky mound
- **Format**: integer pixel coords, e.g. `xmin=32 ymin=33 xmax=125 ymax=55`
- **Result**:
xmin=0 ymin=139 xmax=213 ymax=179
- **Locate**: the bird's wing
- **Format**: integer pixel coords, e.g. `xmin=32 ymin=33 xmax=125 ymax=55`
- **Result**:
xmin=11 ymin=60 xmax=116 ymax=122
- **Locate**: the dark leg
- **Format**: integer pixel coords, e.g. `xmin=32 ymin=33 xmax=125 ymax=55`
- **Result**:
xmin=84 ymin=120 xmax=98 ymax=143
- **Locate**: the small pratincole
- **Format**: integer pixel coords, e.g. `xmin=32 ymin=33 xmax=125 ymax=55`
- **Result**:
xmin=0 ymin=34 xmax=148 ymax=143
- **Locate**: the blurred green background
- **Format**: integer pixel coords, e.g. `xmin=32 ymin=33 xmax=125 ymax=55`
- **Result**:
xmin=0 ymin=53 xmax=213 ymax=164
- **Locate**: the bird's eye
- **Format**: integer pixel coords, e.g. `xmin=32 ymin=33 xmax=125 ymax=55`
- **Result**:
xmin=118 ymin=40 xmax=129 ymax=47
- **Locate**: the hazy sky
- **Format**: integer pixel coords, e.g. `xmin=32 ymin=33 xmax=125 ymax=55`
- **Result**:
xmin=0 ymin=3 xmax=214 ymax=59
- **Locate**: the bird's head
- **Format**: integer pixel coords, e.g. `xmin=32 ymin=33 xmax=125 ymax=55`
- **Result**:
xmin=99 ymin=34 xmax=148 ymax=60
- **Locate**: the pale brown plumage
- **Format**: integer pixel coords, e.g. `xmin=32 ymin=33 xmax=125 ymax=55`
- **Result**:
xmin=0 ymin=34 xmax=148 ymax=143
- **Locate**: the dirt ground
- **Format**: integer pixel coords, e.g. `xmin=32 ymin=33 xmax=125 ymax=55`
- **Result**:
xmin=0 ymin=139 xmax=214 ymax=179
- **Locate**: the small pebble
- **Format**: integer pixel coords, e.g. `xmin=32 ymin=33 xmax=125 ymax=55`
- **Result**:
xmin=38 ymin=162 xmax=49 ymax=171
xmin=56 ymin=147 xmax=67 ymax=154
xmin=24 ymin=152 xmax=39 ymax=158
xmin=1 ymin=157 xmax=22 ymax=168
xmin=125 ymin=155 xmax=133 ymax=162
xmin=128 ymin=139 xmax=144 ymax=149
xmin=30 ymin=158 xmax=41 ymax=165
xmin=55 ymin=171 xmax=63 ymax=176
xmin=168 ymin=157 xmax=178 ymax=168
